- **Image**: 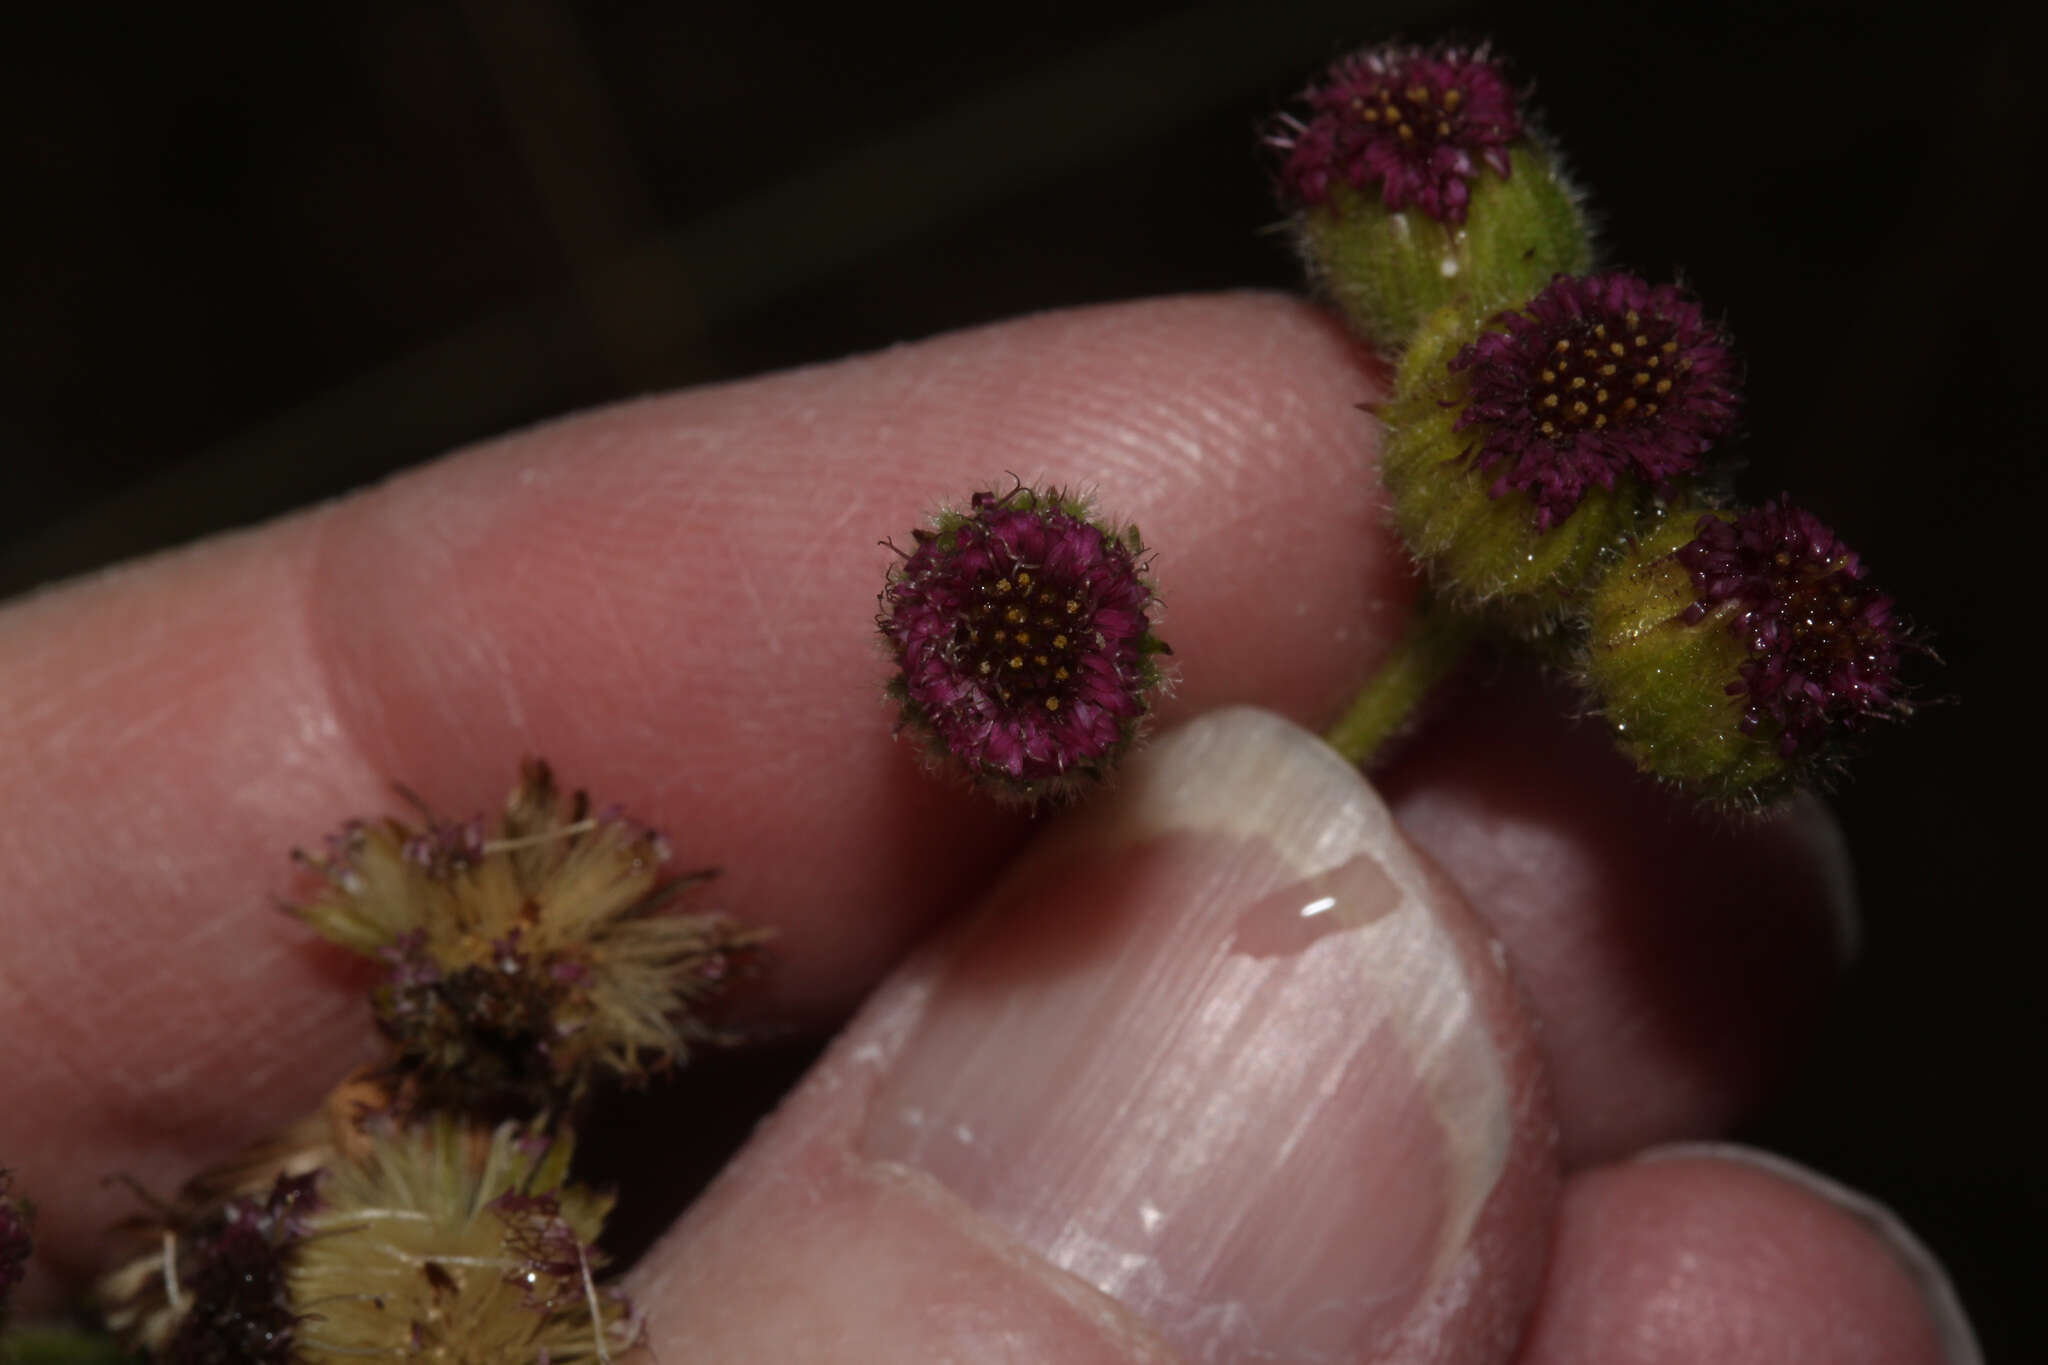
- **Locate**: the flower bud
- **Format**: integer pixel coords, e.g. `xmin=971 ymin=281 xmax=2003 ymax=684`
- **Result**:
xmin=1379 ymin=272 xmax=1740 ymax=620
xmin=1269 ymin=43 xmax=1593 ymax=348
xmin=1584 ymin=500 xmax=1912 ymax=801
xmin=878 ymin=484 xmax=1171 ymax=803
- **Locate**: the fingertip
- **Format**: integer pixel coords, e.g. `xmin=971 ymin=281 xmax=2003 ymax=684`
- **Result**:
xmin=1519 ymin=1145 xmax=1979 ymax=1365
xmin=1382 ymin=667 xmax=1858 ymax=1164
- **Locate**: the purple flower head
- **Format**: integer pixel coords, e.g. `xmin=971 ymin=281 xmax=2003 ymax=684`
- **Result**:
xmin=1271 ymin=44 xmax=1521 ymax=224
xmin=1674 ymin=502 xmax=1910 ymax=757
xmin=1 ymin=1169 xmax=34 ymax=1313
xmin=880 ymin=486 xmax=1169 ymax=799
xmin=1449 ymin=273 xmax=1740 ymax=528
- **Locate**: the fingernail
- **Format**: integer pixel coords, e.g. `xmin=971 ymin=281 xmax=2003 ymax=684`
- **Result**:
xmin=860 ymin=707 xmax=1511 ymax=1359
xmin=1637 ymin=1144 xmax=1983 ymax=1365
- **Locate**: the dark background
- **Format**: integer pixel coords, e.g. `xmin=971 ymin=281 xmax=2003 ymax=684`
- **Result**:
xmin=3 ymin=2 xmax=2038 ymax=1358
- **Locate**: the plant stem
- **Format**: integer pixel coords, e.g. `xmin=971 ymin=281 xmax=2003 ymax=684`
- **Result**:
xmin=1324 ymin=601 xmax=1481 ymax=766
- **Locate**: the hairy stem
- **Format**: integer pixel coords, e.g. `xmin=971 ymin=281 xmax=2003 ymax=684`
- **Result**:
xmin=1324 ymin=601 xmax=1481 ymax=766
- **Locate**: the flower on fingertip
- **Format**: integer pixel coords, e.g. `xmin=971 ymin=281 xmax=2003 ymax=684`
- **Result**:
xmin=879 ymin=484 xmax=1171 ymax=804
xmin=1585 ymin=500 xmax=1915 ymax=801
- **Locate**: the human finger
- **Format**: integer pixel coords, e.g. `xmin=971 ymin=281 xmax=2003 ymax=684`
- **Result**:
xmin=628 ymin=709 xmax=1557 ymax=1363
xmin=1514 ymin=1145 xmax=1979 ymax=1364
xmin=1381 ymin=668 xmax=1857 ymax=1166
xmin=0 ymin=293 xmax=1403 ymax=1294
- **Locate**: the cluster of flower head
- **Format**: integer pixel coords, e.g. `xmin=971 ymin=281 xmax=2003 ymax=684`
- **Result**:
xmin=96 ymin=764 xmax=761 ymax=1360
xmin=879 ymin=484 xmax=1170 ymax=803
xmin=1269 ymin=41 xmax=1919 ymax=799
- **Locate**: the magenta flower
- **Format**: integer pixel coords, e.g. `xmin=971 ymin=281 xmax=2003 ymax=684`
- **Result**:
xmin=1271 ymin=44 xmax=1521 ymax=224
xmin=880 ymin=486 xmax=1169 ymax=800
xmin=0 ymin=1169 xmax=33 ymax=1316
xmin=1674 ymin=502 xmax=1910 ymax=756
xmin=1449 ymin=273 xmax=1740 ymax=527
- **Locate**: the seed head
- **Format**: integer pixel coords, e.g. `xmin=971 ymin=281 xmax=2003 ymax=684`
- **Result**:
xmin=287 ymin=1118 xmax=635 ymax=1364
xmin=1272 ymin=43 xmax=1521 ymax=224
xmin=1673 ymin=501 xmax=1910 ymax=757
xmin=288 ymin=761 xmax=767 ymax=1113
xmin=879 ymin=485 xmax=1170 ymax=803
xmin=1449 ymin=273 xmax=1740 ymax=528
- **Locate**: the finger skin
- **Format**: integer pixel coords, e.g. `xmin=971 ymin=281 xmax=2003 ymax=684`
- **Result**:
xmin=1515 ymin=1151 xmax=1969 ymax=1365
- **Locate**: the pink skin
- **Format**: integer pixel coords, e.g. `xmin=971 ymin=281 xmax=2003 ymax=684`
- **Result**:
xmin=0 ymin=295 xmax=1961 ymax=1359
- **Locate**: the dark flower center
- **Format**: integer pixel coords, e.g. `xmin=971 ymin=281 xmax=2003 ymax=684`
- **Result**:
xmin=958 ymin=564 xmax=1088 ymax=718
xmin=1775 ymin=568 xmax=1879 ymax=678
xmin=1349 ymin=78 xmax=1468 ymax=150
xmin=374 ymin=931 xmax=573 ymax=1114
xmin=1524 ymin=311 xmax=1686 ymax=442
xmin=1448 ymin=273 xmax=1739 ymax=527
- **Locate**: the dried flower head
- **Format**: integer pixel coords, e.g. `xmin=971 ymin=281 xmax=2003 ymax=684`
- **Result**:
xmin=287 ymin=1118 xmax=635 ymax=1364
xmin=1449 ymin=273 xmax=1740 ymax=528
xmin=103 ymin=1119 xmax=634 ymax=1365
xmin=879 ymin=485 xmax=1170 ymax=802
xmin=1 ymin=1168 xmax=34 ymax=1320
xmin=289 ymin=761 xmax=766 ymax=1113
xmin=1272 ymin=43 xmax=1521 ymax=223
xmin=1673 ymin=501 xmax=1910 ymax=756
